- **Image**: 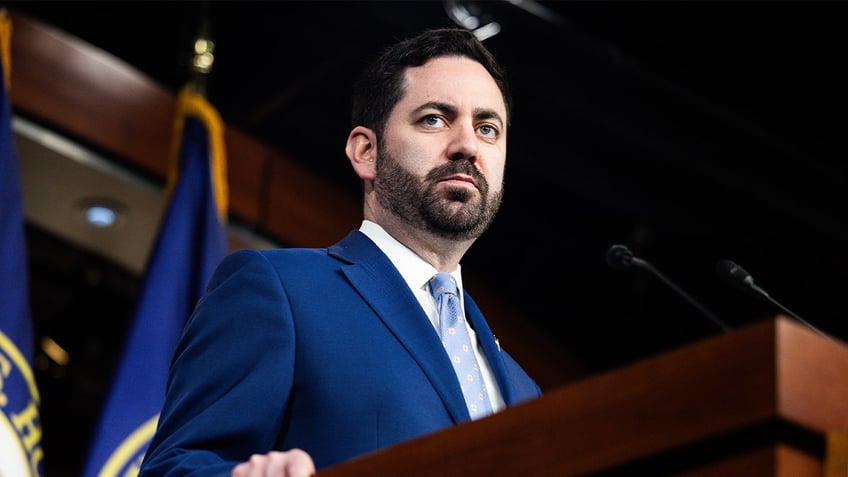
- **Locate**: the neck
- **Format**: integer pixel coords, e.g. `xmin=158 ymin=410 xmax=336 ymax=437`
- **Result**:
xmin=364 ymin=209 xmax=475 ymax=273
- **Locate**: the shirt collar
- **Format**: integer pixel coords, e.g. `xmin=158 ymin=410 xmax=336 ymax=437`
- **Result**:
xmin=359 ymin=220 xmax=463 ymax=294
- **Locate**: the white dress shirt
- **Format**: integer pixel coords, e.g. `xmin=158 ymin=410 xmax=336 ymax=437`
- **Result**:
xmin=359 ymin=220 xmax=505 ymax=415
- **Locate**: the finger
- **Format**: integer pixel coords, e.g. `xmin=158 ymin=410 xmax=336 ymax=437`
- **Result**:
xmin=231 ymin=461 xmax=249 ymax=477
xmin=232 ymin=454 xmax=270 ymax=477
xmin=282 ymin=449 xmax=316 ymax=476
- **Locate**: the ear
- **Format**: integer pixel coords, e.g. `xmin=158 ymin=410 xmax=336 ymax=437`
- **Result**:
xmin=346 ymin=126 xmax=377 ymax=180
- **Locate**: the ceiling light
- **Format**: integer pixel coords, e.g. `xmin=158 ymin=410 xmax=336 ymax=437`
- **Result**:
xmin=443 ymin=0 xmax=501 ymax=40
xmin=77 ymin=197 xmax=126 ymax=228
xmin=84 ymin=206 xmax=117 ymax=227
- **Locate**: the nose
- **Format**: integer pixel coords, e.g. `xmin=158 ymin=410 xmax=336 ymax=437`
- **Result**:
xmin=447 ymin=122 xmax=479 ymax=162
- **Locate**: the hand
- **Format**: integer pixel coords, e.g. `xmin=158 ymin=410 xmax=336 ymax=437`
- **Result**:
xmin=231 ymin=449 xmax=316 ymax=477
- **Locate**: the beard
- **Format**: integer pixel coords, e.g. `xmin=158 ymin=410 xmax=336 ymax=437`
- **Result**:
xmin=373 ymin=147 xmax=504 ymax=241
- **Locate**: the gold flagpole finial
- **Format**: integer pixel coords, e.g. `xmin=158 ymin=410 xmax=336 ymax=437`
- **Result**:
xmin=187 ymin=12 xmax=214 ymax=96
xmin=189 ymin=35 xmax=214 ymax=96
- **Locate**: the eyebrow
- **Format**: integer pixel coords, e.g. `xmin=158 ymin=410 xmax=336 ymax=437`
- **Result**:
xmin=413 ymin=101 xmax=505 ymax=128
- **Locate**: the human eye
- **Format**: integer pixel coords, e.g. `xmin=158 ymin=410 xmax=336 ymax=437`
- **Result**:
xmin=420 ymin=114 xmax=447 ymax=129
xmin=478 ymin=123 xmax=500 ymax=140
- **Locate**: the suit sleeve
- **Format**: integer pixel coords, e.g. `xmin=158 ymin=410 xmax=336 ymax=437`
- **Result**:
xmin=502 ymin=351 xmax=543 ymax=402
xmin=140 ymin=249 xmax=295 ymax=476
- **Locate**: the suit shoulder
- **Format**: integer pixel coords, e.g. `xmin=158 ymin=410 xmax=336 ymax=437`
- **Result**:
xmin=220 ymin=246 xmax=334 ymax=272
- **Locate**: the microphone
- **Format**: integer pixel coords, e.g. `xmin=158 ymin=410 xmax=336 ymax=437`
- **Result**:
xmin=606 ymin=244 xmax=731 ymax=332
xmin=715 ymin=259 xmax=831 ymax=341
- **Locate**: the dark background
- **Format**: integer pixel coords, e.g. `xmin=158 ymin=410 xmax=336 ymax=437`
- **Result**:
xmin=7 ymin=1 xmax=848 ymax=476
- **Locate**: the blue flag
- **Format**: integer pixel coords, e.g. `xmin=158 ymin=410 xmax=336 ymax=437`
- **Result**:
xmin=82 ymin=85 xmax=229 ymax=477
xmin=0 ymin=11 xmax=44 ymax=477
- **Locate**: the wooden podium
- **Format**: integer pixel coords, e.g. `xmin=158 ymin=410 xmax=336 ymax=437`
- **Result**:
xmin=319 ymin=316 xmax=848 ymax=476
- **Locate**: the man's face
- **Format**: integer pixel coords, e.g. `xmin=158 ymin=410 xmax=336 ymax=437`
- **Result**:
xmin=374 ymin=56 xmax=508 ymax=241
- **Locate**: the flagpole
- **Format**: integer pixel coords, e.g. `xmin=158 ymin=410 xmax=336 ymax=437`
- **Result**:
xmin=81 ymin=24 xmax=229 ymax=477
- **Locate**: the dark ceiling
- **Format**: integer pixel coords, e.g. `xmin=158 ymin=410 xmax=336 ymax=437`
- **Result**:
xmin=7 ymin=1 xmax=848 ymax=476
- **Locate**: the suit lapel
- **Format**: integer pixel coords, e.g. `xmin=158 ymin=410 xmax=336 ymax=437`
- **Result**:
xmin=464 ymin=294 xmax=517 ymax=405
xmin=330 ymin=232 xmax=471 ymax=423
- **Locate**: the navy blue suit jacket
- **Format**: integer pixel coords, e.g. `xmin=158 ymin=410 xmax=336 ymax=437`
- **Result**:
xmin=139 ymin=230 xmax=541 ymax=476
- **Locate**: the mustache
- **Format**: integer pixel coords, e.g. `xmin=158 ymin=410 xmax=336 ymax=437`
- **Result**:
xmin=426 ymin=161 xmax=486 ymax=186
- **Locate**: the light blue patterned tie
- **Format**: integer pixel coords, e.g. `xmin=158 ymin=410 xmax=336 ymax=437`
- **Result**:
xmin=430 ymin=272 xmax=493 ymax=420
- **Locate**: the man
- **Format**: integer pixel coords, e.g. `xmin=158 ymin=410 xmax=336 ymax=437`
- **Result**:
xmin=138 ymin=27 xmax=542 ymax=477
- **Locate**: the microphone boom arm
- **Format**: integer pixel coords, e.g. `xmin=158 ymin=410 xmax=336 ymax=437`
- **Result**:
xmin=751 ymin=284 xmax=831 ymax=341
xmin=715 ymin=258 xmax=833 ymax=342
xmin=632 ymin=257 xmax=731 ymax=332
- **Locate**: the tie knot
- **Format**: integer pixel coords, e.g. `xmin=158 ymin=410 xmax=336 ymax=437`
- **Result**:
xmin=429 ymin=272 xmax=458 ymax=300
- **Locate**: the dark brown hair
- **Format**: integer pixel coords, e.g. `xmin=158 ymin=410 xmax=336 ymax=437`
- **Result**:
xmin=350 ymin=28 xmax=512 ymax=139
